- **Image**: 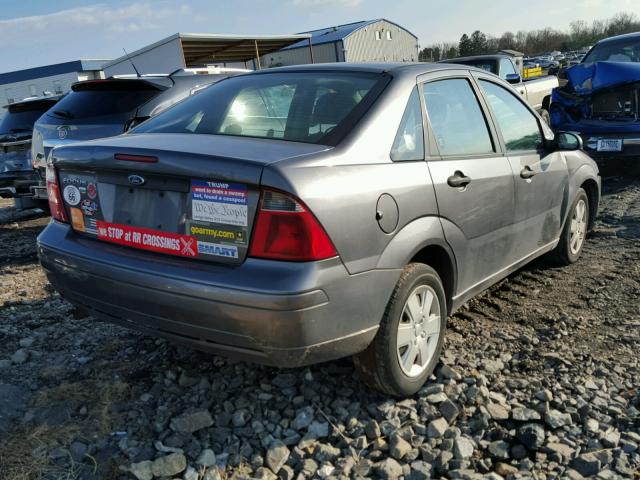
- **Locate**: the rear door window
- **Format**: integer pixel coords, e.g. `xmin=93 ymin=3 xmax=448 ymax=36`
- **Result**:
xmin=422 ymin=78 xmax=494 ymax=156
xmin=390 ymin=87 xmax=424 ymax=161
xmin=479 ymin=80 xmax=543 ymax=152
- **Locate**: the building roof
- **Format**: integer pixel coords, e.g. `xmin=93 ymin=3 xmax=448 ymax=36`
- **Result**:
xmin=0 ymin=60 xmax=109 ymax=86
xmin=283 ymin=19 xmax=418 ymax=50
xmin=103 ymin=33 xmax=312 ymax=70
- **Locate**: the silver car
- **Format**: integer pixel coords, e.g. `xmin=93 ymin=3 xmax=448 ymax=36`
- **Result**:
xmin=38 ymin=63 xmax=600 ymax=396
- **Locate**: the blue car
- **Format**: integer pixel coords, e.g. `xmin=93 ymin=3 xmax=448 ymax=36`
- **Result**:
xmin=551 ymin=32 xmax=640 ymax=159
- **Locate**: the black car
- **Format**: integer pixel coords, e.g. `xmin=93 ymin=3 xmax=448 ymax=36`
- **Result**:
xmin=31 ymin=68 xmax=246 ymax=200
xmin=0 ymin=96 xmax=61 ymax=199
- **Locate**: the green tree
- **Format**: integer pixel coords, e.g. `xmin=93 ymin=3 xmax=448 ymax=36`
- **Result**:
xmin=446 ymin=46 xmax=458 ymax=59
xmin=459 ymin=34 xmax=472 ymax=56
xmin=470 ymin=30 xmax=489 ymax=55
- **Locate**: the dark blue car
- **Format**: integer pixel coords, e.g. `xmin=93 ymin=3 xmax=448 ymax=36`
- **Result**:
xmin=551 ymin=32 xmax=640 ymax=159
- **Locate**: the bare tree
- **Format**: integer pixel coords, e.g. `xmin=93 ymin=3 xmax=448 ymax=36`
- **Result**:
xmin=420 ymin=11 xmax=640 ymax=58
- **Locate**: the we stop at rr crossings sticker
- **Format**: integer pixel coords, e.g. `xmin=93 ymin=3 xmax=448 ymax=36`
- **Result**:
xmin=96 ymin=221 xmax=198 ymax=258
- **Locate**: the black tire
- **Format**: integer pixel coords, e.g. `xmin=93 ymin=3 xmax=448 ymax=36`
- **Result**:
xmin=354 ymin=263 xmax=447 ymax=396
xmin=540 ymin=109 xmax=551 ymax=125
xmin=551 ymin=188 xmax=589 ymax=265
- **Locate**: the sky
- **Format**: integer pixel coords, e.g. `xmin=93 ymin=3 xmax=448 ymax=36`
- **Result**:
xmin=1 ymin=0 xmax=640 ymax=73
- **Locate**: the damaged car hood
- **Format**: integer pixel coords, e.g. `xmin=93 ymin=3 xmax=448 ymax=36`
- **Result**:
xmin=565 ymin=61 xmax=640 ymax=93
xmin=551 ymin=61 xmax=640 ymax=130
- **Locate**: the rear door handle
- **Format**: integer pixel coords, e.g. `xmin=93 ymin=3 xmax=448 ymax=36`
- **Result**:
xmin=520 ymin=166 xmax=536 ymax=179
xmin=447 ymin=171 xmax=471 ymax=188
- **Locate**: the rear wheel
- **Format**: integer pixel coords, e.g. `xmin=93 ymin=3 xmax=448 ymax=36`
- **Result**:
xmin=354 ymin=263 xmax=447 ymax=396
xmin=551 ymin=188 xmax=589 ymax=264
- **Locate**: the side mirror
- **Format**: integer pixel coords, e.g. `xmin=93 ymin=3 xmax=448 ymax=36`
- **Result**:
xmin=505 ymin=73 xmax=521 ymax=84
xmin=555 ymin=131 xmax=583 ymax=151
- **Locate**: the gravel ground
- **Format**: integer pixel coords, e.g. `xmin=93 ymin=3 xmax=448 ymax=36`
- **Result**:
xmin=0 ymin=172 xmax=638 ymax=480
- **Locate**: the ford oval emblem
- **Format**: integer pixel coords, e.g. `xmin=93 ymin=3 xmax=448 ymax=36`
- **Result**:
xmin=127 ymin=174 xmax=145 ymax=186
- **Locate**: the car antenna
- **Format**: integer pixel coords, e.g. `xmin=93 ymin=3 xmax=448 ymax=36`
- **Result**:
xmin=122 ymin=48 xmax=141 ymax=77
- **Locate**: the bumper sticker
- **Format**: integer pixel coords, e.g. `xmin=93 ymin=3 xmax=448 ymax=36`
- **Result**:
xmin=87 ymin=182 xmax=98 ymax=199
xmin=70 ymin=208 xmax=85 ymax=232
xmin=81 ymin=199 xmax=98 ymax=216
xmin=187 ymin=222 xmax=247 ymax=246
xmin=191 ymin=180 xmax=248 ymax=227
xmin=60 ymin=173 xmax=101 ymax=235
xmin=96 ymin=221 xmax=197 ymax=258
xmin=197 ymin=241 xmax=239 ymax=258
xmin=63 ymin=185 xmax=81 ymax=206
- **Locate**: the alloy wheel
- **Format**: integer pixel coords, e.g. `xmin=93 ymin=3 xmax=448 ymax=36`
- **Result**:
xmin=570 ymin=198 xmax=587 ymax=255
xmin=396 ymin=285 xmax=441 ymax=378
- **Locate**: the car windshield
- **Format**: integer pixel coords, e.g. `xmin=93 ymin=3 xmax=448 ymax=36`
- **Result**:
xmin=0 ymin=101 xmax=54 ymax=134
xmin=583 ymin=37 xmax=640 ymax=63
xmin=133 ymin=72 xmax=385 ymax=145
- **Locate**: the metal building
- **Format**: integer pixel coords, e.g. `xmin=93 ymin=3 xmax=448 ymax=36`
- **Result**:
xmin=0 ymin=60 xmax=108 ymax=110
xmin=103 ymin=34 xmax=312 ymax=76
xmin=261 ymin=19 xmax=419 ymax=67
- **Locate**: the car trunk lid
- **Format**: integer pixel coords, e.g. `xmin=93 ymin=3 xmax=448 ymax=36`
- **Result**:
xmin=53 ymin=133 xmax=330 ymax=264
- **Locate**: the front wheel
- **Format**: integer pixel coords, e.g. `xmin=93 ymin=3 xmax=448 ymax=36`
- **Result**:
xmin=354 ymin=263 xmax=447 ymax=396
xmin=551 ymin=188 xmax=589 ymax=265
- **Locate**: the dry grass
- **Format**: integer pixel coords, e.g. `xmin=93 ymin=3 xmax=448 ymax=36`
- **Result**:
xmin=0 ymin=423 xmax=82 ymax=480
xmin=0 ymin=380 xmax=130 ymax=480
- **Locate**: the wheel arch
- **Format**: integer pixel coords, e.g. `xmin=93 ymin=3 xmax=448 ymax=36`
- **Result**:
xmin=409 ymin=244 xmax=456 ymax=315
xmin=376 ymin=217 xmax=458 ymax=313
xmin=561 ymin=159 xmax=600 ymax=231
xmin=580 ymin=177 xmax=599 ymax=231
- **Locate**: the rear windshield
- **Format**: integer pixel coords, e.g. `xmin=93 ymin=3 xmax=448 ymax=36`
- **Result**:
xmin=0 ymin=101 xmax=55 ymax=133
xmin=134 ymin=72 xmax=386 ymax=145
xmin=583 ymin=38 xmax=640 ymax=63
xmin=49 ymin=82 xmax=159 ymax=119
xmin=453 ymin=60 xmax=497 ymax=75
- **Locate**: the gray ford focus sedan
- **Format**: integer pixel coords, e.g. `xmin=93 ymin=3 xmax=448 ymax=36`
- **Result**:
xmin=38 ymin=63 xmax=600 ymax=396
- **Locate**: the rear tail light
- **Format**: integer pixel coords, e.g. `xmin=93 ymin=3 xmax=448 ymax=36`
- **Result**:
xmin=249 ymin=189 xmax=337 ymax=261
xmin=46 ymin=163 xmax=68 ymax=223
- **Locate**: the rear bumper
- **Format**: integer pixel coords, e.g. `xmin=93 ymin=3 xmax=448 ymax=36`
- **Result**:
xmin=0 ymin=170 xmax=39 ymax=198
xmin=30 ymin=167 xmax=47 ymax=200
xmin=37 ymin=221 xmax=400 ymax=367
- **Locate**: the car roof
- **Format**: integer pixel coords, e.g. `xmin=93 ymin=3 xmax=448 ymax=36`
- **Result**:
xmin=596 ymin=31 xmax=640 ymax=45
xmin=445 ymin=55 xmax=506 ymax=63
xmin=244 ymin=62 xmax=485 ymax=80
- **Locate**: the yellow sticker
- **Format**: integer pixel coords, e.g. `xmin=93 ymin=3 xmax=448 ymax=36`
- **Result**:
xmin=70 ymin=208 xmax=85 ymax=232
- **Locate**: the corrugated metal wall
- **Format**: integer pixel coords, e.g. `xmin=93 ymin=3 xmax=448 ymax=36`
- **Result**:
xmin=103 ymin=38 xmax=185 ymax=76
xmin=0 ymin=71 xmax=88 ymax=116
xmin=344 ymin=20 xmax=418 ymax=63
xmin=261 ymin=42 xmax=341 ymax=67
